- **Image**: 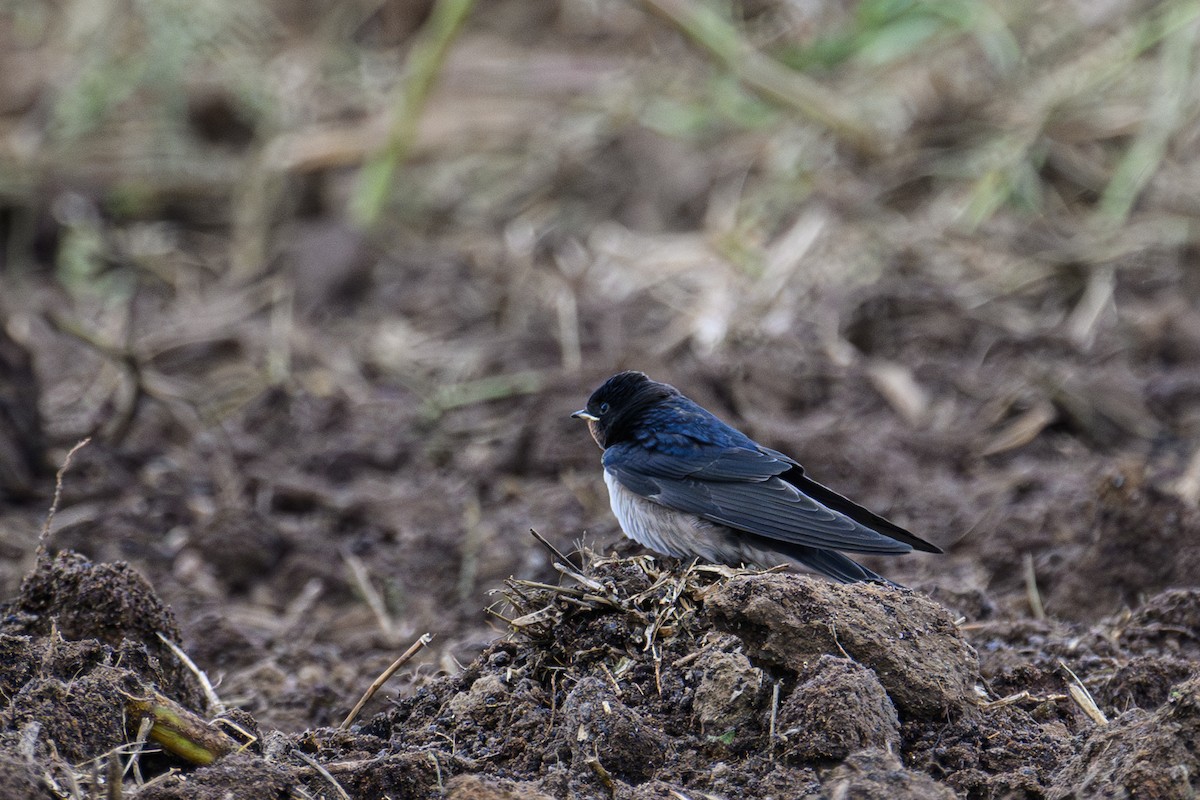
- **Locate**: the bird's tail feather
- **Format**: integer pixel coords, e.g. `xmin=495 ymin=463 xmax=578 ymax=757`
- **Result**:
xmin=785 ymin=469 xmax=942 ymax=555
xmin=782 ymin=544 xmax=903 ymax=587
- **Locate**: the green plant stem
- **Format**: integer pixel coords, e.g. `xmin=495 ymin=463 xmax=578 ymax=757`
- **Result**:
xmin=350 ymin=0 xmax=477 ymax=227
xmin=125 ymin=691 xmax=238 ymax=765
xmin=638 ymin=0 xmax=888 ymax=156
xmin=1097 ymin=2 xmax=1199 ymax=222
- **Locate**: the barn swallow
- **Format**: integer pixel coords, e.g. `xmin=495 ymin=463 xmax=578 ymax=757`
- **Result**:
xmin=572 ymin=371 xmax=940 ymax=583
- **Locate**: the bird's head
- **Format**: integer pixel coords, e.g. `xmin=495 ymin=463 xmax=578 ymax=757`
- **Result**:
xmin=572 ymin=371 xmax=677 ymax=449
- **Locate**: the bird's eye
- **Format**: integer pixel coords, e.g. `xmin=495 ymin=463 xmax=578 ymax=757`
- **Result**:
xmin=599 ymin=402 xmax=610 ymax=415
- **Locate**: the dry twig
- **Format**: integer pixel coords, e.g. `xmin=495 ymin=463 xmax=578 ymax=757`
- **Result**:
xmin=529 ymin=527 xmax=577 ymax=570
xmin=293 ymin=749 xmax=352 ymax=800
xmin=157 ymin=634 xmax=224 ymax=715
xmin=37 ymin=438 xmax=91 ymax=558
xmin=339 ymin=633 xmax=434 ymax=730
xmin=343 ymin=550 xmax=397 ymax=641
xmin=1023 ymin=553 xmax=1046 ymax=621
xmin=1060 ymin=661 xmax=1108 ymax=725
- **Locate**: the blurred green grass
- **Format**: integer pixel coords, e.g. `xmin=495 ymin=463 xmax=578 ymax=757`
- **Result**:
xmin=3 ymin=0 xmax=1200 ymax=320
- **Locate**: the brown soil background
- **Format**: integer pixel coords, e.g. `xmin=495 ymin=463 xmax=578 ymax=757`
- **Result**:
xmin=2 ymin=1 xmax=1200 ymax=798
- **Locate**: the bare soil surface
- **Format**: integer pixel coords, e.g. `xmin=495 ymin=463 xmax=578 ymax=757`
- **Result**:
xmin=3 ymin=1 xmax=1200 ymax=797
xmin=3 ymin=546 xmax=1200 ymax=798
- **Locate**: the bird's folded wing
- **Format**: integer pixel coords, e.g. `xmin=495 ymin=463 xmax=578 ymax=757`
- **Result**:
xmin=604 ymin=443 xmax=914 ymax=554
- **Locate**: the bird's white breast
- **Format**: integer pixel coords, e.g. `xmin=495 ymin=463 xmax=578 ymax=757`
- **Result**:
xmin=603 ymin=469 xmax=741 ymax=563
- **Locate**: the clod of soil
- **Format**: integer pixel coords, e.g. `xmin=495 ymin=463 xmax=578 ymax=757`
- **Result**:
xmin=691 ymin=641 xmax=765 ymax=732
xmin=2 ymin=551 xmax=205 ymax=710
xmin=3 ymin=656 xmax=137 ymax=763
xmin=136 ymin=753 xmax=297 ymax=800
xmin=1117 ymin=588 xmax=1200 ymax=657
xmin=1046 ymin=483 xmax=1200 ymax=621
xmin=444 ymin=774 xmax=556 ymax=800
xmin=12 ymin=551 xmax=177 ymax=642
xmin=1050 ymin=675 xmax=1200 ymax=800
xmin=707 ymin=573 xmax=979 ymax=718
xmin=824 ymin=749 xmax=957 ymax=799
xmin=0 ymin=743 xmax=43 ymax=800
xmin=1098 ymin=655 xmax=1196 ymax=711
xmin=190 ymin=508 xmax=291 ymax=594
xmin=560 ymin=676 xmax=669 ymax=785
xmin=777 ymin=655 xmax=900 ymax=762
xmin=902 ymin=702 xmax=1073 ymax=798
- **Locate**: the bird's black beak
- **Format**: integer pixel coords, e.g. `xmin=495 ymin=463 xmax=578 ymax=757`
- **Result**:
xmin=571 ymin=409 xmax=598 ymax=421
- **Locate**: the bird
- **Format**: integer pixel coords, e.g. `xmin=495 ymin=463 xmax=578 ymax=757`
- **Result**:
xmin=572 ymin=371 xmax=941 ymax=583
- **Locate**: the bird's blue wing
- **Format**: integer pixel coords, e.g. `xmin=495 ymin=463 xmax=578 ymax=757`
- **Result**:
xmin=603 ymin=441 xmax=915 ymax=555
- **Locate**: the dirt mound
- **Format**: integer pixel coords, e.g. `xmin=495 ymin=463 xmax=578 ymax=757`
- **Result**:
xmin=0 ymin=551 xmax=221 ymax=790
xmin=354 ymin=556 xmax=987 ymax=797
xmin=706 ymin=573 xmax=978 ymax=718
xmin=2 ymin=550 xmax=206 ymax=709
